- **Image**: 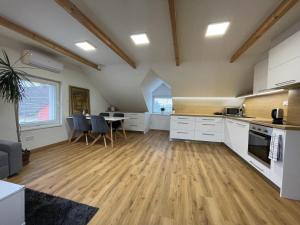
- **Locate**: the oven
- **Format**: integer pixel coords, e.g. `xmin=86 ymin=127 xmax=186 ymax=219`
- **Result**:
xmin=248 ymin=124 xmax=273 ymax=166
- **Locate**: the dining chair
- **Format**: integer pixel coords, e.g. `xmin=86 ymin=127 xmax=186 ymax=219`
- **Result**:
xmin=90 ymin=115 xmax=109 ymax=147
xmin=72 ymin=114 xmax=91 ymax=145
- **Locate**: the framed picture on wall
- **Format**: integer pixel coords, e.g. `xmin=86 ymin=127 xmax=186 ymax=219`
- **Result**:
xmin=69 ymin=86 xmax=90 ymax=115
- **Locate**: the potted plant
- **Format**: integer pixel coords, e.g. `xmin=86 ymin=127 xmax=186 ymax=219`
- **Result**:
xmin=0 ymin=50 xmax=31 ymax=164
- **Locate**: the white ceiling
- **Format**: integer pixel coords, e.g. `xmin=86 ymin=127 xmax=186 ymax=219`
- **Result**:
xmin=1 ymin=0 xmax=300 ymax=66
xmin=1 ymin=0 xmax=300 ymax=111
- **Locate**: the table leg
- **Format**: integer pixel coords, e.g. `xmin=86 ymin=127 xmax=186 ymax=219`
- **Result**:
xmin=110 ymin=121 xmax=114 ymax=148
xmin=121 ymin=120 xmax=127 ymax=139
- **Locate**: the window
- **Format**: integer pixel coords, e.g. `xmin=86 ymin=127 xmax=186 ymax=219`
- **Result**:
xmin=19 ymin=77 xmax=60 ymax=129
xmin=152 ymin=96 xmax=172 ymax=113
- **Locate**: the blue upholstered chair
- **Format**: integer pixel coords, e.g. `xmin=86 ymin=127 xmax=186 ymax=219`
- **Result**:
xmin=72 ymin=114 xmax=91 ymax=145
xmin=90 ymin=115 xmax=109 ymax=147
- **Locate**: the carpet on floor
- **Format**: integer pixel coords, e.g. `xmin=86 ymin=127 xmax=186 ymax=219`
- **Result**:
xmin=25 ymin=188 xmax=98 ymax=225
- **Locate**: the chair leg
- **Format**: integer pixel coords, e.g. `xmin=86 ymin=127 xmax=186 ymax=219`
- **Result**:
xmin=91 ymin=134 xmax=102 ymax=146
xmin=85 ymin=133 xmax=89 ymax=145
xmin=69 ymin=129 xmax=75 ymax=143
xmin=103 ymin=135 xmax=107 ymax=148
xmin=72 ymin=133 xmax=84 ymax=143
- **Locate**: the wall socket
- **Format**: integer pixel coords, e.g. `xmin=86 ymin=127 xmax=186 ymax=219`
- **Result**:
xmin=283 ymin=100 xmax=289 ymax=106
xmin=25 ymin=136 xmax=34 ymax=142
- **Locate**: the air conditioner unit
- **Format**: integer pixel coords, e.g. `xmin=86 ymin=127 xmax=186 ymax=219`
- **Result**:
xmin=22 ymin=50 xmax=64 ymax=73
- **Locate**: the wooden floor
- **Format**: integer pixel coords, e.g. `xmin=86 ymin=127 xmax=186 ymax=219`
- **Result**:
xmin=9 ymin=131 xmax=300 ymax=225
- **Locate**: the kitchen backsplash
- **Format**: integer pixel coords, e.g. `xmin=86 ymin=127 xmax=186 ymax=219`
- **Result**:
xmin=173 ymin=98 xmax=243 ymax=114
xmin=244 ymin=91 xmax=289 ymax=120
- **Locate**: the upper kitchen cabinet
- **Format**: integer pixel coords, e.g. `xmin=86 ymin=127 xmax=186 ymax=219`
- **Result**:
xmin=268 ymin=30 xmax=300 ymax=89
xmin=253 ymin=58 xmax=268 ymax=93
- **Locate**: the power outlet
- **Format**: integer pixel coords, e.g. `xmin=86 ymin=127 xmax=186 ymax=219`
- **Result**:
xmin=283 ymin=100 xmax=288 ymax=106
xmin=25 ymin=136 xmax=34 ymax=142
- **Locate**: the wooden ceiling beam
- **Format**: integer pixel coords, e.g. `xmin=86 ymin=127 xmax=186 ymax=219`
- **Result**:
xmin=0 ymin=16 xmax=99 ymax=70
xmin=168 ymin=0 xmax=180 ymax=66
xmin=230 ymin=0 xmax=298 ymax=63
xmin=55 ymin=0 xmax=136 ymax=69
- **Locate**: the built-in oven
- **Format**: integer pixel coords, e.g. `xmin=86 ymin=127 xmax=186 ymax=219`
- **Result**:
xmin=248 ymin=124 xmax=273 ymax=166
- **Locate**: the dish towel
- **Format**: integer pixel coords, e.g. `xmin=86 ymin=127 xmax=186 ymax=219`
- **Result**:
xmin=269 ymin=134 xmax=283 ymax=162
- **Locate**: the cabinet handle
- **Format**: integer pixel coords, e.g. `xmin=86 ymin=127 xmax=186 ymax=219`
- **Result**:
xmin=202 ymin=124 xmax=215 ymax=126
xmin=177 ymin=131 xmax=188 ymax=134
xmin=202 ymin=133 xmax=214 ymax=136
xmin=178 ymin=122 xmax=189 ymax=124
xmin=202 ymin=119 xmax=215 ymax=121
xmin=177 ymin=117 xmax=189 ymax=120
xmin=236 ymin=123 xmax=247 ymax=127
xmin=275 ymin=80 xmax=296 ymax=87
xmin=249 ymin=161 xmax=264 ymax=173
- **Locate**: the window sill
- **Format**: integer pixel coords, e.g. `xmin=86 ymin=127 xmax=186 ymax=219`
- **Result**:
xmin=151 ymin=113 xmax=171 ymax=116
xmin=20 ymin=123 xmax=62 ymax=132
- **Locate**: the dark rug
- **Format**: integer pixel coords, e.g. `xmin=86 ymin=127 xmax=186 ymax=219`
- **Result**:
xmin=25 ymin=188 xmax=99 ymax=225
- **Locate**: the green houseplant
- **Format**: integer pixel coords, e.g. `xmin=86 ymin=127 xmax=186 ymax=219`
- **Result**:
xmin=0 ymin=50 xmax=30 ymax=144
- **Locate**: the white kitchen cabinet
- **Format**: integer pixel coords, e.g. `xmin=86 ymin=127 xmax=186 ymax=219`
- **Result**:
xmin=171 ymin=116 xmax=195 ymax=130
xmin=194 ymin=131 xmax=222 ymax=142
xmin=268 ymin=30 xmax=300 ymax=88
xmin=170 ymin=116 xmax=223 ymax=142
xmin=224 ymin=119 xmax=233 ymax=149
xmin=253 ymin=58 xmax=268 ymax=93
xmin=224 ymin=119 xmax=249 ymax=160
xmin=170 ymin=130 xmax=195 ymax=140
xmin=233 ymin=121 xmax=249 ymax=160
xmin=111 ymin=112 xmax=150 ymax=133
xmin=194 ymin=117 xmax=223 ymax=142
xmin=170 ymin=116 xmax=195 ymax=140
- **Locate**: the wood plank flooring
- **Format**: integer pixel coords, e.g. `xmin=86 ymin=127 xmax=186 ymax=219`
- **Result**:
xmin=8 ymin=131 xmax=300 ymax=225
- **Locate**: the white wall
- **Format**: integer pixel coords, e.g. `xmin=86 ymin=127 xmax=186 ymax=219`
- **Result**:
xmin=153 ymin=83 xmax=171 ymax=97
xmin=141 ymin=70 xmax=166 ymax=112
xmin=0 ymin=44 xmax=108 ymax=150
xmin=85 ymin=59 xmax=253 ymax=113
xmin=150 ymin=114 xmax=170 ymax=131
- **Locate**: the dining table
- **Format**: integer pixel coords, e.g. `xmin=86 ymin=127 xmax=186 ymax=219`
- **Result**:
xmin=67 ymin=116 xmax=129 ymax=148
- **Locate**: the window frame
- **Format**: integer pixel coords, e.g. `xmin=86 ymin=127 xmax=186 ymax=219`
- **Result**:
xmin=152 ymin=95 xmax=173 ymax=114
xmin=19 ymin=76 xmax=62 ymax=130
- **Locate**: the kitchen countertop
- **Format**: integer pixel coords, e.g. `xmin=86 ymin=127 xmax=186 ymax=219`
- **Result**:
xmin=171 ymin=113 xmax=300 ymax=130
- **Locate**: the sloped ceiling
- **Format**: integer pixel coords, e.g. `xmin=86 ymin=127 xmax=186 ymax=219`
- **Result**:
xmin=1 ymin=0 xmax=300 ymax=112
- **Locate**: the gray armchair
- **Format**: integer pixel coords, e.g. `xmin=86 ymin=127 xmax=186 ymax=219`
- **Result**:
xmin=0 ymin=151 xmax=9 ymax=179
xmin=0 ymin=140 xmax=23 ymax=177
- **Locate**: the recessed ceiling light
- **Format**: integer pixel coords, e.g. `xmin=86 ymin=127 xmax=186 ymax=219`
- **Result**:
xmin=75 ymin=41 xmax=96 ymax=51
xmin=205 ymin=22 xmax=230 ymax=37
xmin=130 ymin=33 xmax=150 ymax=45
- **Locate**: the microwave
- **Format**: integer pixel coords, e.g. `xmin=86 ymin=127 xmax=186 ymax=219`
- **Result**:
xmin=224 ymin=107 xmax=240 ymax=116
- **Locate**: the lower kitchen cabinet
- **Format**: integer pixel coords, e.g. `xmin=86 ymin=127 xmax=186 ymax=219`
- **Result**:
xmin=224 ymin=119 xmax=249 ymax=160
xmin=108 ymin=112 xmax=151 ymax=133
xmin=170 ymin=116 xmax=223 ymax=142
